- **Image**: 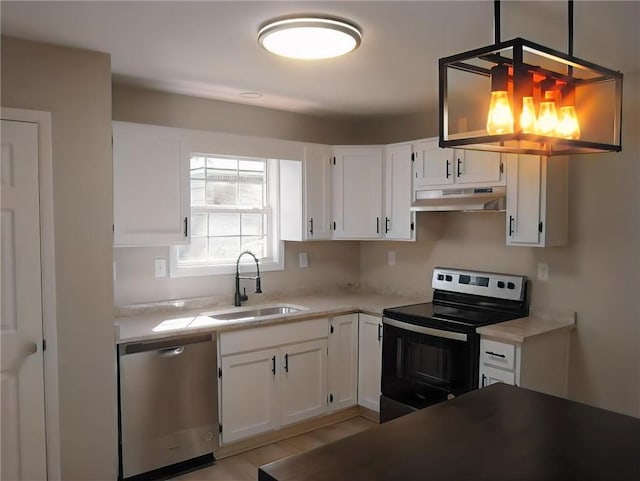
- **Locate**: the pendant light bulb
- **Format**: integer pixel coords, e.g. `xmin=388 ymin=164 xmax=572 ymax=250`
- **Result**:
xmin=557 ymin=105 xmax=581 ymax=139
xmin=520 ymin=97 xmax=537 ymax=133
xmin=535 ymin=89 xmax=558 ymax=136
xmin=487 ymin=91 xmax=514 ymax=135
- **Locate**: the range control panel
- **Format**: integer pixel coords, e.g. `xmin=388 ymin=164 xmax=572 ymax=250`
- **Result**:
xmin=432 ymin=267 xmax=526 ymax=301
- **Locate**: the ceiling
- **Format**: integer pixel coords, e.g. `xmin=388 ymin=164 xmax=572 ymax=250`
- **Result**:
xmin=2 ymin=1 xmax=638 ymax=119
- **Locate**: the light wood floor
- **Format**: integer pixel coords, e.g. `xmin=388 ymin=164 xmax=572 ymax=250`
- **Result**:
xmin=174 ymin=416 xmax=377 ymax=481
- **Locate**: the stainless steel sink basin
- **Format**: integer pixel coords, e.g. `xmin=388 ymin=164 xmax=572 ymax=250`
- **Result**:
xmin=201 ymin=305 xmax=303 ymax=322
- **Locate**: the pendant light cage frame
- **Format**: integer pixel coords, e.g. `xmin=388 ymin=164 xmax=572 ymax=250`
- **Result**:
xmin=439 ymin=37 xmax=623 ymax=156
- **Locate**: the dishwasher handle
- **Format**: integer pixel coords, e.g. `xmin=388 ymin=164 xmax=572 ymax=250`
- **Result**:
xmin=120 ymin=334 xmax=213 ymax=356
xmin=158 ymin=346 xmax=185 ymax=358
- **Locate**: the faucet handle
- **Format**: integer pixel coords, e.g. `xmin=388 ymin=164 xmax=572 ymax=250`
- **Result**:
xmin=255 ymin=276 xmax=262 ymax=294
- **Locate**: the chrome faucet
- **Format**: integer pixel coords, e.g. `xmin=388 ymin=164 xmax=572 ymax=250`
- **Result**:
xmin=234 ymin=251 xmax=262 ymax=306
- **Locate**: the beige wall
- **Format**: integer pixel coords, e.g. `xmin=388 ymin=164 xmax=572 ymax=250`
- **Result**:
xmin=114 ymin=241 xmax=361 ymax=305
xmin=1 ymin=37 xmax=117 ymax=480
xmin=361 ymin=72 xmax=640 ymax=417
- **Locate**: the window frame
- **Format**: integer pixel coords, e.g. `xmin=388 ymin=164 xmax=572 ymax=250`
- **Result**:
xmin=170 ymin=155 xmax=283 ymax=277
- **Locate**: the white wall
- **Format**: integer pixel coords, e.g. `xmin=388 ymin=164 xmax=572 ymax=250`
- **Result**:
xmin=1 ymin=37 xmax=117 ymax=480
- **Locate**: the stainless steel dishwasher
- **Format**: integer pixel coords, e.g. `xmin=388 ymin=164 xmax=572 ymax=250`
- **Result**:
xmin=118 ymin=333 xmax=218 ymax=480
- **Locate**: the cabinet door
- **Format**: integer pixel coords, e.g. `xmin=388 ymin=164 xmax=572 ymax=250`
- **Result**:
xmin=305 ymin=144 xmax=332 ymax=240
xmin=113 ymin=122 xmax=190 ymax=246
xmin=220 ymin=348 xmax=279 ymax=444
xmin=505 ymin=153 xmax=542 ymax=245
xmin=454 ymin=149 xmax=504 ymax=185
xmin=358 ymin=314 xmax=383 ymax=412
xmin=332 ymin=146 xmax=383 ymax=239
xmin=479 ymin=365 xmax=515 ymax=388
xmin=384 ymin=143 xmax=415 ymax=240
xmin=413 ymin=139 xmax=454 ymax=188
xmin=280 ymin=339 xmax=328 ymax=426
xmin=328 ymin=314 xmax=359 ymax=411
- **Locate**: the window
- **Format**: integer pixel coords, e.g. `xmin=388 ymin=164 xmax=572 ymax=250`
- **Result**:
xmin=171 ymin=153 xmax=282 ymax=276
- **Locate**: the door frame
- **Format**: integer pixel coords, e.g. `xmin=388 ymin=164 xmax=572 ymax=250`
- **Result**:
xmin=2 ymin=107 xmax=60 ymax=480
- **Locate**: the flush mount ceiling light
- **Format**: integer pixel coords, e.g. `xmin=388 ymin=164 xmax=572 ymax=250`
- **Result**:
xmin=439 ymin=0 xmax=623 ymax=156
xmin=258 ymin=16 xmax=362 ymax=60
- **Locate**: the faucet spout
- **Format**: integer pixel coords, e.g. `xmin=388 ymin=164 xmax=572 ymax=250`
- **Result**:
xmin=234 ymin=251 xmax=262 ymax=306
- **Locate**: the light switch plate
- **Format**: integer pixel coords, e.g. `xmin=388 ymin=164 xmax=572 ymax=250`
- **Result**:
xmin=154 ymin=258 xmax=167 ymax=278
xmin=299 ymin=252 xmax=309 ymax=268
xmin=537 ymin=262 xmax=549 ymax=281
xmin=388 ymin=250 xmax=396 ymax=266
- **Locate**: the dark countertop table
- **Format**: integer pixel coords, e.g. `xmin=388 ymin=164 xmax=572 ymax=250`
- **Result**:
xmin=259 ymin=383 xmax=640 ymax=481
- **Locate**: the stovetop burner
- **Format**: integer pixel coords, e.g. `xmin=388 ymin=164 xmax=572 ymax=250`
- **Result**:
xmin=383 ymin=302 xmax=521 ymax=329
xmin=382 ymin=267 xmax=529 ymax=332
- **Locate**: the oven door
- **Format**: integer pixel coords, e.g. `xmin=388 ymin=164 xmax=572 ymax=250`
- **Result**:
xmin=381 ymin=317 xmax=477 ymax=411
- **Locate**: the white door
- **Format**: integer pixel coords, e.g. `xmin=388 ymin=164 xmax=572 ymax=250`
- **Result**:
xmin=384 ymin=143 xmax=414 ymax=240
xmin=358 ymin=314 xmax=383 ymax=412
xmin=328 ymin=314 xmax=359 ymax=411
xmin=413 ymin=139 xmax=454 ymax=188
xmin=479 ymin=365 xmax=516 ymax=388
xmin=1 ymin=119 xmax=48 ymax=481
xmin=220 ymin=348 xmax=279 ymax=444
xmin=280 ymin=339 xmax=328 ymax=426
xmin=454 ymin=149 xmax=504 ymax=185
xmin=304 ymin=144 xmax=332 ymax=240
xmin=332 ymin=147 xmax=383 ymax=239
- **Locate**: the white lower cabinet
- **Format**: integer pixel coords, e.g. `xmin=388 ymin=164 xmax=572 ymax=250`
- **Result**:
xmin=220 ymin=348 xmax=279 ymax=444
xmin=328 ymin=314 xmax=359 ymax=411
xmin=280 ymin=339 xmax=328 ymax=426
xmin=479 ymin=331 xmax=571 ymax=398
xmin=357 ymin=314 xmax=383 ymax=412
xmin=219 ymin=318 xmax=329 ymax=445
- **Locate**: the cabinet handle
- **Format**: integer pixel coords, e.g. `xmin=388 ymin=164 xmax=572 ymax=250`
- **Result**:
xmin=376 ymin=217 xmax=380 ymax=234
xmin=482 ymin=373 xmax=487 ymax=388
xmin=377 ymin=324 xmax=382 ymax=341
xmin=508 ymin=216 xmax=514 ymax=236
xmin=485 ymin=351 xmax=506 ymax=359
xmin=385 ymin=217 xmax=390 ymax=234
xmin=457 ymin=158 xmax=462 ymax=177
xmin=446 ymin=160 xmax=450 ymax=178
xmin=284 ymin=353 xmax=289 ymax=372
xmin=309 ymin=217 xmax=314 ymax=236
xmin=184 ymin=217 xmax=188 ymax=237
xmin=272 ymin=355 xmax=276 ymax=375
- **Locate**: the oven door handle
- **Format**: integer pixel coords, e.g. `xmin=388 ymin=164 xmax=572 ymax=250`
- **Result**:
xmin=383 ymin=317 xmax=468 ymax=342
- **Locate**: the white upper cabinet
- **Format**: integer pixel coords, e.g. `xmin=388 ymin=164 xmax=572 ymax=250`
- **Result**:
xmin=113 ymin=121 xmax=190 ymax=246
xmin=332 ymin=146 xmax=383 ymax=239
xmin=413 ymin=138 xmax=504 ymax=189
xmin=384 ymin=143 xmax=415 ymax=240
xmin=505 ymin=154 xmax=568 ymax=247
xmin=279 ymin=144 xmax=332 ymax=241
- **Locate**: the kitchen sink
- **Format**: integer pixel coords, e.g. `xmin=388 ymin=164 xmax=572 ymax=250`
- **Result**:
xmin=201 ymin=305 xmax=304 ymax=322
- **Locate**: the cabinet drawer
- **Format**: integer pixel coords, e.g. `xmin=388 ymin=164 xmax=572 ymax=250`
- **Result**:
xmin=220 ymin=318 xmax=329 ymax=356
xmin=480 ymin=365 xmax=515 ymax=388
xmin=480 ymin=338 xmax=515 ymax=370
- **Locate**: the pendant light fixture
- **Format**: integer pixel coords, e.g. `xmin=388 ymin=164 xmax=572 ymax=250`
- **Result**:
xmin=258 ymin=16 xmax=362 ymax=60
xmin=439 ymin=1 xmax=623 ymax=156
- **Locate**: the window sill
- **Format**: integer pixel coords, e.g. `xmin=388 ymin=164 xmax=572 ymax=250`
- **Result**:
xmin=169 ymin=258 xmax=284 ymax=278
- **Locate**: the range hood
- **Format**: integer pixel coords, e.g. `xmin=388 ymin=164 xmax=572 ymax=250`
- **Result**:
xmin=411 ymin=186 xmax=506 ymax=212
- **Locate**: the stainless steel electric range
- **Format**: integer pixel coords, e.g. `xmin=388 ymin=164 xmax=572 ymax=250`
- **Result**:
xmin=380 ymin=267 xmax=528 ymax=423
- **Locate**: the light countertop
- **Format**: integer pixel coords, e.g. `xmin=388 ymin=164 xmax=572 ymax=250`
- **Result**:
xmin=115 ymin=292 xmax=576 ymax=345
xmin=477 ymin=307 xmax=576 ymax=343
xmin=114 ymin=290 xmax=427 ymax=344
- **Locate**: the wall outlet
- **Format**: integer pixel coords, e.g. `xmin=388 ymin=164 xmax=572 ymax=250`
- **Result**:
xmin=299 ymin=252 xmax=309 ymax=268
xmin=154 ymin=258 xmax=167 ymax=278
xmin=388 ymin=250 xmax=396 ymax=266
xmin=537 ymin=262 xmax=549 ymax=281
